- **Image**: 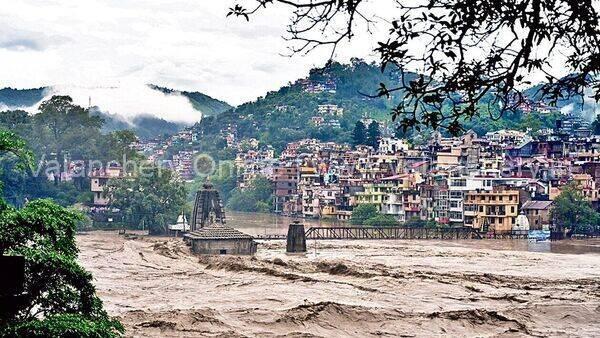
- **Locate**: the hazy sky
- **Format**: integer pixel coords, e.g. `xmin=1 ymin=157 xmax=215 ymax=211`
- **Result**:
xmin=0 ymin=1 xmax=381 ymax=121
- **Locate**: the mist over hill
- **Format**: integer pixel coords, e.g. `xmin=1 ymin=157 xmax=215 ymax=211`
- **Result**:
xmin=88 ymin=107 xmax=187 ymax=140
xmin=0 ymin=85 xmax=231 ymax=139
xmin=148 ymin=85 xmax=232 ymax=118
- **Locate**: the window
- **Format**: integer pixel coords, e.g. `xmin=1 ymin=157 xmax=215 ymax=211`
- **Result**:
xmin=449 ymin=211 xmax=463 ymax=219
xmin=219 ymin=249 xmax=227 ymax=255
xmin=450 ymin=191 xmax=463 ymax=199
xmin=451 ymin=179 xmax=467 ymax=187
xmin=511 ymin=207 xmax=515 ymax=213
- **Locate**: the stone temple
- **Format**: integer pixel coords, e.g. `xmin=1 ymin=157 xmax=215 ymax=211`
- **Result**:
xmin=190 ymin=181 xmax=226 ymax=231
xmin=185 ymin=180 xmax=257 ymax=255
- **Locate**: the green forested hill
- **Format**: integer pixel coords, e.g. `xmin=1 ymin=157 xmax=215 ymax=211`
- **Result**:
xmin=195 ymin=60 xmax=412 ymax=151
xmin=0 ymin=87 xmax=46 ymax=107
xmin=193 ymin=60 xmax=567 ymax=153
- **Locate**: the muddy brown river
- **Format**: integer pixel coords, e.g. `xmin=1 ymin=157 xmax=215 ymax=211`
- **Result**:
xmin=76 ymin=212 xmax=600 ymax=337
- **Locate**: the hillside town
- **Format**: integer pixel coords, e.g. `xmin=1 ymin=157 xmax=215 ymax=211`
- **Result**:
xmin=113 ymin=110 xmax=600 ymax=234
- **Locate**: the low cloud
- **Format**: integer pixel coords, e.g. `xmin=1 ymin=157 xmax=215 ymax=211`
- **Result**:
xmin=42 ymin=82 xmax=201 ymax=124
xmin=0 ymin=25 xmax=69 ymax=52
xmin=0 ymin=38 xmax=45 ymax=51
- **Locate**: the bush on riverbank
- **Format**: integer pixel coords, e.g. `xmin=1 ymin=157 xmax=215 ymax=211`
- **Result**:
xmin=227 ymin=176 xmax=273 ymax=213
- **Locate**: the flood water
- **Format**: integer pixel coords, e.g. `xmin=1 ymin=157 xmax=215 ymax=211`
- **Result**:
xmin=225 ymin=210 xmax=328 ymax=236
xmin=225 ymin=210 xmax=600 ymax=255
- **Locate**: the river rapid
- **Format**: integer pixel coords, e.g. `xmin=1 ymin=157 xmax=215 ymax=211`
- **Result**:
xmin=76 ymin=217 xmax=600 ymax=337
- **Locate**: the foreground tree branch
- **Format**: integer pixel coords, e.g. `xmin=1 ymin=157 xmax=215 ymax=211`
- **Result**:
xmin=228 ymin=0 xmax=600 ymax=134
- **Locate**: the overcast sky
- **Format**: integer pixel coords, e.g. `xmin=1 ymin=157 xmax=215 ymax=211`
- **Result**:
xmin=0 ymin=1 xmax=381 ymax=121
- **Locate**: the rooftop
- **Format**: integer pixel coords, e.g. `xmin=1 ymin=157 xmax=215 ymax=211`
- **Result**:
xmin=185 ymin=225 xmax=254 ymax=240
xmin=522 ymin=200 xmax=553 ymax=210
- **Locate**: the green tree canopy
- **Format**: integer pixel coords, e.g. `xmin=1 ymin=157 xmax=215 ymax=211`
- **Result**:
xmin=551 ymin=184 xmax=600 ymax=234
xmin=364 ymin=214 xmax=399 ymax=227
xmin=226 ymin=175 xmax=273 ymax=212
xmin=366 ymin=121 xmax=380 ymax=150
xmin=230 ymin=1 xmax=600 ymax=135
xmin=34 ymin=96 xmax=104 ymax=184
xmin=101 ymin=130 xmax=142 ymax=164
xmin=350 ymin=204 xmax=378 ymax=225
xmin=352 ymin=120 xmax=366 ymax=146
xmin=0 ymin=132 xmax=122 ymax=337
xmin=0 ymin=200 xmax=123 ymax=337
xmin=107 ymin=165 xmax=187 ymax=235
xmin=0 ymin=97 xmax=149 ymax=207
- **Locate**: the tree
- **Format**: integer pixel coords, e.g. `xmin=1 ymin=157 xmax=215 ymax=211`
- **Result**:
xmin=0 ymin=109 xmax=31 ymax=131
xmin=228 ymin=1 xmax=600 ymax=135
xmin=404 ymin=217 xmax=440 ymax=229
xmin=0 ymin=130 xmax=32 ymax=172
xmin=364 ymin=214 xmax=399 ymax=227
xmin=0 ymin=200 xmax=123 ymax=337
xmin=593 ymin=114 xmax=600 ymax=136
xmin=107 ymin=165 xmax=187 ymax=235
xmin=0 ymin=132 xmax=122 ymax=337
xmin=350 ymin=204 xmax=378 ymax=225
xmin=34 ymin=96 xmax=104 ymax=184
xmin=188 ymin=162 xmax=238 ymax=204
xmin=226 ymin=175 xmax=273 ymax=212
xmin=102 ymin=130 xmax=142 ymax=164
xmin=366 ymin=121 xmax=380 ymax=149
xmin=352 ymin=120 xmax=366 ymax=146
xmin=551 ymin=185 xmax=600 ymax=234
xmin=0 ymin=103 xmax=143 ymax=206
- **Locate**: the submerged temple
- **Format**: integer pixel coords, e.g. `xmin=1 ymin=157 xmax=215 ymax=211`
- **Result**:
xmin=190 ymin=181 xmax=226 ymax=231
xmin=186 ymin=180 xmax=257 ymax=255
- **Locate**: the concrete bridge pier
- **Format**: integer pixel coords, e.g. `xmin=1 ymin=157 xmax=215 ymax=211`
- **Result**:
xmin=286 ymin=221 xmax=306 ymax=253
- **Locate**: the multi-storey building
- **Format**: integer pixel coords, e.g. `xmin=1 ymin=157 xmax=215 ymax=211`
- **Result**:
xmin=90 ymin=164 xmax=123 ymax=207
xmin=464 ymin=187 xmax=520 ymax=231
xmin=272 ymin=164 xmax=299 ymax=213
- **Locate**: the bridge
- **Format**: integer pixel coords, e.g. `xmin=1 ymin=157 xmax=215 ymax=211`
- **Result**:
xmin=253 ymin=226 xmax=482 ymax=240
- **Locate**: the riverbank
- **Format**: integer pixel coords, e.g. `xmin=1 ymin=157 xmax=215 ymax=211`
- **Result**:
xmin=77 ymin=231 xmax=600 ymax=337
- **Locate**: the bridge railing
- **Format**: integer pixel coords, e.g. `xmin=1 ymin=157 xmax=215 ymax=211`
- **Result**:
xmin=303 ymin=226 xmax=478 ymax=240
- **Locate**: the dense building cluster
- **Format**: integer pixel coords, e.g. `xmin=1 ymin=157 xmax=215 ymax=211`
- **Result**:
xmin=235 ymin=127 xmax=600 ymax=232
